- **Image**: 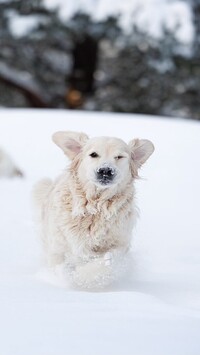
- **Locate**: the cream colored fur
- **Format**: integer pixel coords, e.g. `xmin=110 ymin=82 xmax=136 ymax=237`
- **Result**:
xmin=33 ymin=132 xmax=154 ymax=288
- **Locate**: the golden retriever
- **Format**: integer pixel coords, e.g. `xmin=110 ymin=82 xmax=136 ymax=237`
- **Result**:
xmin=33 ymin=131 xmax=154 ymax=288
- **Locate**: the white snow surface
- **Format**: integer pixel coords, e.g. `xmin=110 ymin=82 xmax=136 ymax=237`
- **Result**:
xmin=0 ymin=109 xmax=200 ymax=355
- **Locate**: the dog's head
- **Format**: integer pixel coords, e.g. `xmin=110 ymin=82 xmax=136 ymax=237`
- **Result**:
xmin=52 ymin=131 xmax=154 ymax=189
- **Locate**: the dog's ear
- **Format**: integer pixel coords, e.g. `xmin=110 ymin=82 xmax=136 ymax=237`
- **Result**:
xmin=52 ymin=131 xmax=89 ymax=159
xmin=128 ymin=138 xmax=154 ymax=177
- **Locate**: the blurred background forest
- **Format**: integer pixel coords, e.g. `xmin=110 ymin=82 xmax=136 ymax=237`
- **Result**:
xmin=0 ymin=0 xmax=200 ymax=120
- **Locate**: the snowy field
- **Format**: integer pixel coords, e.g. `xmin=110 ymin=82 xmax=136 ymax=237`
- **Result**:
xmin=0 ymin=109 xmax=200 ymax=355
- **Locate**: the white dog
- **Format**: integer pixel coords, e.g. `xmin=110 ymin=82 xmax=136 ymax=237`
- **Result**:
xmin=33 ymin=131 xmax=154 ymax=288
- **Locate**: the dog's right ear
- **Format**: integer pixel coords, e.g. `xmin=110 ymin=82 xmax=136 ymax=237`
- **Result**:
xmin=52 ymin=131 xmax=89 ymax=160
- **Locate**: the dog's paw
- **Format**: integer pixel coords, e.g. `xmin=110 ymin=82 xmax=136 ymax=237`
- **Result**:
xmin=72 ymin=258 xmax=112 ymax=289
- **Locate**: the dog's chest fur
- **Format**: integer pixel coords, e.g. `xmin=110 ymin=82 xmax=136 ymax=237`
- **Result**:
xmin=53 ymin=175 xmax=135 ymax=255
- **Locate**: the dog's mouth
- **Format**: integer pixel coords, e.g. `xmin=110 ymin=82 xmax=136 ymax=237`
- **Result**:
xmin=97 ymin=177 xmax=114 ymax=185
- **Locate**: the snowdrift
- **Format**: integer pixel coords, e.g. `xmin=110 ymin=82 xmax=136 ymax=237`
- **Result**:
xmin=0 ymin=109 xmax=200 ymax=355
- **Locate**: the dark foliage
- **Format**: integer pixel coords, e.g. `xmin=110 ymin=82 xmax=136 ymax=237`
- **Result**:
xmin=0 ymin=0 xmax=200 ymax=119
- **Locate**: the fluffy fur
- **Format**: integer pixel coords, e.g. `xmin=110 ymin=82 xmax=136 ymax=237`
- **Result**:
xmin=33 ymin=132 xmax=154 ymax=288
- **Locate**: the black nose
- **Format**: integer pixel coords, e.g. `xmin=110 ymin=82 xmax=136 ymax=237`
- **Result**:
xmin=97 ymin=167 xmax=115 ymax=182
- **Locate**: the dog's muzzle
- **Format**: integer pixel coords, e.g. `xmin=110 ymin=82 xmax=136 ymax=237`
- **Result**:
xmin=96 ymin=165 xmax=116 ymax=185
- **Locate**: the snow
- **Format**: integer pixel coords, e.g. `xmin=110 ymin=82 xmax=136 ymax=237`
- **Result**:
xmin=43 ymin=0 xmax=194 ymax=44
xmin=0 ymin=109 xmax=200 ymax=355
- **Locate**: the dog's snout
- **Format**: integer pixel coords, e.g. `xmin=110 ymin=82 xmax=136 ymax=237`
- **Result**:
xmin=96 ymin=166 xmax=116 ymax=184
xmin=97 ymin=167 xmax=114 ymax=177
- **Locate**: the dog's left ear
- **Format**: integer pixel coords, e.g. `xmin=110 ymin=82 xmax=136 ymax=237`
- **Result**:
xmin=128 ymin=138 xmax=155 ymax=177
xmin=52 ymin=131 xmax=89 ymax=159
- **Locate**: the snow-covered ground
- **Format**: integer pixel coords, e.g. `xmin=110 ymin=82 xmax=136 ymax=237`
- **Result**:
xmin=0 ymin=109 xmax=200 ymax=355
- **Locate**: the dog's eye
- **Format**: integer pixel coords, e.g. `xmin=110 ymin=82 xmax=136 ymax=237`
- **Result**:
xmin=90 ymin=152 xmax=99 ymax=158
xmin=115 ymin=155 xmax=124 ymax=160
